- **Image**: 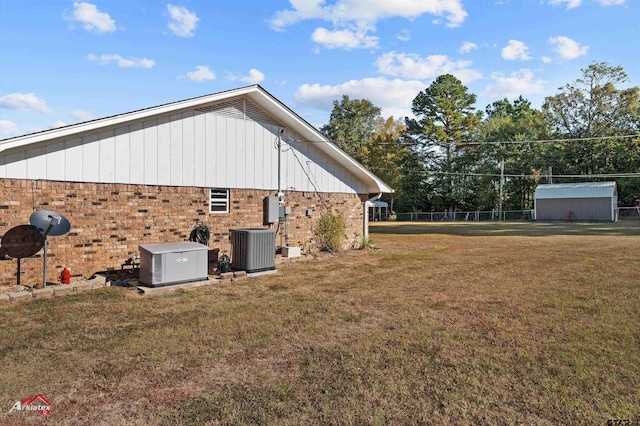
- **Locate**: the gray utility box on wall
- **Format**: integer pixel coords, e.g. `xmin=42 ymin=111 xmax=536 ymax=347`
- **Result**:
xmin=139 ymin=241 xmax=208 ymax=287
xmin=263 ymin=196 xmax=279 ymax=224
xmin=230 ymin=228 xmax=276 ymax=273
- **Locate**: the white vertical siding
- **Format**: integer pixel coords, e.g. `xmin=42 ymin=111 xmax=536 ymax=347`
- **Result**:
xmin=82 ymin=134 xmax=99 ymax=182
xmin=65 ymin=138 xmax=83 ymax=182
xmin=1 ymin=103 xmax=367 ymax=194
xmin=205 ymin=113 xmax=216 ymax=185
xmin=143 ymin=120 xmax=158 ymax=185
xmin=170 ymin=114 xmax=182 ymax=186
xmin=215 ymin=115 xmax=227 ymax=187
xmin=156 ymin=116 xmax=170 ymax=186
xmin=182 ymin=111 xmax=195 ymax=187
xmin=245 ymin=121 xmax=256 ymax=188
xmin=6 ymin=151 xmax=26 ymax=177
xmin=26 ymin=146 xmax=46 ymax=180
xmin=234 ymin=118 xmax=245 ymax=188
xmin=114 ymin=128 xmax=130 ymax=183
xmin=46 ymin=141 xmax=65 ymax=181
xmin=129 ymin=123 xmax=144 ymax=183
xmin=98 ymin=130 xmax=115 ymax=183
xmin=193 ymin=112 xmax=206 ymax=187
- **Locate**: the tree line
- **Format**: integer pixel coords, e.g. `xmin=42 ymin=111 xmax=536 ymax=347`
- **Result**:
xmin=320 ymin=61 xmax=640 ymax=214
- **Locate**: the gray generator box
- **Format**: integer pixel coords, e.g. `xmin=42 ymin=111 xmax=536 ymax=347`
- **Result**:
xmin=139 ymin=241 xmax=208 ymax=287
xmin=230 ymin=228 xmax=276 ymax=273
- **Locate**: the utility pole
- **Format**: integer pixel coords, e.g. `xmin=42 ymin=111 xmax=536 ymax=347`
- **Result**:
xmin=498 ymin=160 xmax=504 ymax=221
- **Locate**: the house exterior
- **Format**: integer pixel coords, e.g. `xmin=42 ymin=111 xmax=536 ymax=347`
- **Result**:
xmin=534 ymin=181 xmax=618 ymax=222
xmin=0 ymin=85 xmax=392 ymax=287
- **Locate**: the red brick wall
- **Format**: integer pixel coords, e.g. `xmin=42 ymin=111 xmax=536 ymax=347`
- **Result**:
xmin=0 ymin=179 xmax=366 ymax=287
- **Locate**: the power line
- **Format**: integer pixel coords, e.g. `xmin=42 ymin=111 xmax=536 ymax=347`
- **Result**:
xmin=374 ymin=168 xmax=640 ymax=179
xmin=283 ymin=133 xmax=640 ymax=181
xmin=459 ymin=134 xmax=640 ymax=146
xmin=283 ymin=133 xmax=640 ymax=147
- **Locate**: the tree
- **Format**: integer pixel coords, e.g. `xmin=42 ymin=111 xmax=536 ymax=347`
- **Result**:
xmin=405 ymin=74 xmax=482 ymax=214
xmin=365 ymin=117 xmax=428 ymax=213
xmin=320 ymin=95 xmax=381 ymax=161
xmin=543 ymin=61 xmax=639 ymax=138
xmin=362 ymin=117 xmax=406 ymax=186
xmin=320 ymin=97 xmax=424 ymax=212
xmin=479 ymin=96 xmax=549 ymax=210
xmin=542 ymin=61 xmax=640 ymax=178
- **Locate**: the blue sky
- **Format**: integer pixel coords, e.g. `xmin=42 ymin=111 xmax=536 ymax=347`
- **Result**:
xmin=1 ymin=0 xmax=638 ymax=139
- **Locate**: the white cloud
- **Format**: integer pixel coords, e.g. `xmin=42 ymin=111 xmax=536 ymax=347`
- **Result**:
xmin=240 ymin=69 xmax=265 ymax=84
xmin=88 ymin=54 xmax=155 ymax=68
xmin=547 ymin=0 xmax=582 ymax=9
xmin=228 ymin=69 xmax=265 ymax=85
xmin=50 ymin=120 xmax=67 ymax=129
xmin=549 ymin=36 xmax=589 ymax=59
xmin=295 ymin=77 xmax=427 ymax=120
xmin=542 ymin=56 xmax=553 ymax=63
xmin=187 ymin=65 xmax=216 ymax=82
xmin=167 ymin=4 xmax=199 ymax=37
xmin=68 ymin=2 xmax=116 ymax=34
xmin=71 ymin=109 xmax=94 ymax=122
xmin=272 ymin=0 xmax=468 ymax=29
xmin=376 ymin=51 xmax=481 ymax=84
xmin=0 ymin=93 xmax=53 ymax=114
xmin=502 ymin=40 xmax=531 ymax=61
xmin=311 ymin=27 xmax=379 ymax=49
xmin=547 ymin=0 xmax=624 ymax=6
xmin=269 ymin=0 xmax=468 ymax=51
xmin=482 ymin=69 xmax=545 ymax=99
xmin=460 ymin=41 xmax=477 ymax=54
xmin=0 ymin=120 xmax=20 ymax=139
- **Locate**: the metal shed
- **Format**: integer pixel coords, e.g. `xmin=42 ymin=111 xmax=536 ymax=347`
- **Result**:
xmin=534 ymin=181 xmax=618 ymax=222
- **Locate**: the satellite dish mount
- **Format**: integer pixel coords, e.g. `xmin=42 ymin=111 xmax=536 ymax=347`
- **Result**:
xmin=30 ymin=210 xmax=71 ymax=288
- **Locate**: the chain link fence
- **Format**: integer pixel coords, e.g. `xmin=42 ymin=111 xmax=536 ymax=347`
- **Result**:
xmin=617 ymin=207 xmax=640 ymax=221
xmin=393 ymin=207 xmax=639 ymax=222
xmin=394 ymin=210 xmax=534 ymax=222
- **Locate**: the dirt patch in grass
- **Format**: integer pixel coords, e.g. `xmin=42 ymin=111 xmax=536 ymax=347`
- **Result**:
xmin=1 ymin=222 xmax=639 ymax=425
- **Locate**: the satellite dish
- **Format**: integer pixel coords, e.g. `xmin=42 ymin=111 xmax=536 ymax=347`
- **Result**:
xmin=1 ymin=225 xmax=44 ymax=259
xmin=30 ymin=210 xmax=71 ymax=237
xmin=1 ymin=225 xmax=45 ymax=287
xmin=29 ymin=210 xmax=71 ymax=288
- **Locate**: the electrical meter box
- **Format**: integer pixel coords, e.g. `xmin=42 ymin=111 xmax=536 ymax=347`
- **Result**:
xmin=263 ymin=196 xmax=279 ymax=224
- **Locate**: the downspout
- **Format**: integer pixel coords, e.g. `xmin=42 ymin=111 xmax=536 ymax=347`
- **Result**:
xmin=363 ymin=193 xmax=382 ymax=238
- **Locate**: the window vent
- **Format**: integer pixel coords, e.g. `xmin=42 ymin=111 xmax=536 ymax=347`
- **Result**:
xmin=196 ymin=98 xmax=282 ymax=127
xmin=210 ymin=188 xmax=229 ymax=213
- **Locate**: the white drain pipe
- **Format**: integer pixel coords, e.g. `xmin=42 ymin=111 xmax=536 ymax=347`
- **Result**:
xmin=363 ymin=193 xmax=382 ymax=238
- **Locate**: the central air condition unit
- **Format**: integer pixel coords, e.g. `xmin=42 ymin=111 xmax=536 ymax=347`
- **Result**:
xmin=139 ymin=241 xmax=208 ymax=287
xmin=230 ymin=228 xmax=276 ymax=273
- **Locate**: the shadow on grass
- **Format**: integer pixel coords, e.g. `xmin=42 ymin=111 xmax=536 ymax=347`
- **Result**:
xmin=370 ymin=220 xmax=640 ymax=237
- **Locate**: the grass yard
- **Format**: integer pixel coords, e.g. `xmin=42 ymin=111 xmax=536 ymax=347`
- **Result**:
xmin=1 ymin=222 xmax=639 ymax=425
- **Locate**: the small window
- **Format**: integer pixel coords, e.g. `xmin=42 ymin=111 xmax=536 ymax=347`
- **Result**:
xmin=210 ymin=188 xmax=229 ymax=213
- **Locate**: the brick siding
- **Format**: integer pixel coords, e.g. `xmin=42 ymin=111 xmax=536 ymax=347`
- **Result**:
xmin=0 ymin=179 xmax=366 ymax=288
